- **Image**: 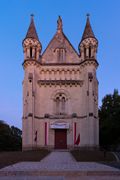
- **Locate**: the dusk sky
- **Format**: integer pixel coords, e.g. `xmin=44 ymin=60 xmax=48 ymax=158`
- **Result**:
xmin=0 ymin=0 xmax=120 ymax=129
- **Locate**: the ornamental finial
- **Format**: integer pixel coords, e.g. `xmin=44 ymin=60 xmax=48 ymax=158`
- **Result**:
xmin=31 ymin=14 xmax=34 ymax=20
xmin=57 ymin=16 xmax=63 ymax=33
xmin=86 ymin=13 xmax=90 ymax=18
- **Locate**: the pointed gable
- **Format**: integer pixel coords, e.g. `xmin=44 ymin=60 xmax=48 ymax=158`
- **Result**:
xmin=42 ymin=17 xmax=80 ymax=64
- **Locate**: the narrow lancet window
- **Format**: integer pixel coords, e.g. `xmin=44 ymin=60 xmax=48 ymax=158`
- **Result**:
xmin=56 ymin=48 xmax=65 ymax=62
xmin=30 ymin=47 xmax=32 ymax=58
xmin=61 ymin=97 xmax=65 ymax=114
xmin=89 ymin=46 xmax=91 ymax=58
xmin=84 ymin=47 xmax=86 ymax=58
xmin=55 ymin=94 xmax=66 ymax=115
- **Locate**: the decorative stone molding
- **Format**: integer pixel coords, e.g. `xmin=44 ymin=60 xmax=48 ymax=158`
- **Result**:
xmin=23 ymin=38 xmax=40 ymax=45
xmin=23 ymin=58 xmax=98 ymax=71
xmin=51 ymin=89 xmax=71 ymax=100
xmin=33 ymin=114 xmax=87 ymax=119
xmin=23 ymin=59 xmax=40 ymax=69
xmin=37 ymin=80 xmax=83 ymax=87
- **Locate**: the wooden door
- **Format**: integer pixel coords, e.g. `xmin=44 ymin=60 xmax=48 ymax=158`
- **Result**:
xmin=55 ymin=129 xmax=67 ymax=149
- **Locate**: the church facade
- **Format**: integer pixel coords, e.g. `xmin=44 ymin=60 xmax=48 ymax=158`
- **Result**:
xmin=22 ymin=15 xmax=99 ymax=150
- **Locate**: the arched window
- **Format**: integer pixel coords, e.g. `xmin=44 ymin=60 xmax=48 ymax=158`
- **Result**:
xmin=56 ymin=48 xmax=66 ymax=62
xmin=55 ymin=94 xmax=66 ymax=115
xmin=56 ymin=97 xmax=60 ymax=114
xmin=84 ymin=47 xmax=86 ymax=58
xmin=34 ymin=48 xmax=37 ymax=59
xmin=61 ymin=97 xmax=65 ymax=114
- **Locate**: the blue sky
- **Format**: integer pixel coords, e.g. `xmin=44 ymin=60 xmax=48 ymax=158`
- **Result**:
xmin=0 ymin=0 xmax=120 ymax=128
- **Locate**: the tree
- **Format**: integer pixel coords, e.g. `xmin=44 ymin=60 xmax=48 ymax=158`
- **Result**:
xmin=99 ymin=89 xmax=120 ymax=150
xmin=11 ymin=126 xmax=22 ymax=137
xmin=0 ymin=120 xmax=22 ymax=151
xmin=10 ymin=126 xmax=22 ymax=150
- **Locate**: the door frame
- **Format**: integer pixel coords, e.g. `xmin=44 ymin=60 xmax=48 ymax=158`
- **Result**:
xmin=54 ymin=129 xmax=67 ymax=149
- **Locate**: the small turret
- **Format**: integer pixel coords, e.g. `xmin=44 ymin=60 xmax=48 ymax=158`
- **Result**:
xmin=79 ymin=14 xmax=98 ymax=61
xmin=22 ymin=15 xmax=42 ymax=61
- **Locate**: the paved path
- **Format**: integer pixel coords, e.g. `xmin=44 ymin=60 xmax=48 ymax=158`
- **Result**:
xmin=0 ymin=176 xmax=120 ymax=180
xmin=0 ymin=151 xmax=120 ymax=179
xmin=40 ymin=151 xmax=75 ymax=163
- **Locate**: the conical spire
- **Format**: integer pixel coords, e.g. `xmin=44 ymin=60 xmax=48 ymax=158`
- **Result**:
xmin=81 ymin=14 xmax=96 ymax=41
xmin=26 ymin=14 xmax=39 ymax=40
xmin=57 ymin=16 xmax=63 ymax=33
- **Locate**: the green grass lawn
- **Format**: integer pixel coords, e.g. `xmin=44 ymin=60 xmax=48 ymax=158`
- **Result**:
xmin=71 ymin=149 xmax=116 ymax=162
xmin=0 ymin=149 xmax=50 ymax=169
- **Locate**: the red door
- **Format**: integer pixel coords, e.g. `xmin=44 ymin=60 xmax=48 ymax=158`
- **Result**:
xmin=55 ymin=129 xmax=67 ymax=149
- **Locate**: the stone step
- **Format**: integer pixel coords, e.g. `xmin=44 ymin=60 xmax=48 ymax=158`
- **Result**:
xmin=0 ymin=170 xmax=120 ymax=177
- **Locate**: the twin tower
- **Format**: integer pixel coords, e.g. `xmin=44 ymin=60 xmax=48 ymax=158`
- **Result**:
xmin=22 ymin=15 xmax=99 ymax=150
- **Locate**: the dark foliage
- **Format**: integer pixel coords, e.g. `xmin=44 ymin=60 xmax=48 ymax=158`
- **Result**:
xmin=99 ymin=89 xmax=120 ymax=150
xmin=0 ymin=121 xmax=22 ymax=151
xmin=71 ymin=150 xmax=116 ymax=162
xmin=0 ymin=150 xmax=50 ymax=169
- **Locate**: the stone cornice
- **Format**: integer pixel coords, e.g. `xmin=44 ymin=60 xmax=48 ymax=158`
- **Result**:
xmin=80 ymin=58 xmax=99 ymax=68
xmin=22 ymin=58 xmax=98 ymax=69
xmin=40 ymin=62 xmax=81 ymax=66
xmin=23 ymin=115 xmax=99 ymax=120
xmin=37 ymin=80 xmax=83 ymax=87
xmin=22 ymin=59 xmax=40 ymax=69
xmin=33 ymin=115 xmax=87 ymax=119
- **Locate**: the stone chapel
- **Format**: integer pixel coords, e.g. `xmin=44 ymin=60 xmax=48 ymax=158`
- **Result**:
xmin=22 ymin=15 xmax=99 ymax=150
